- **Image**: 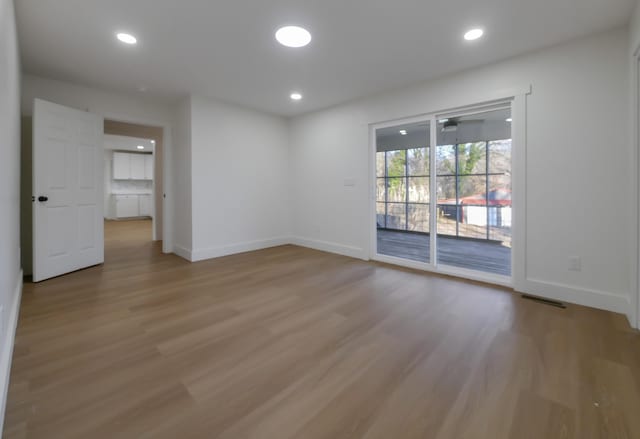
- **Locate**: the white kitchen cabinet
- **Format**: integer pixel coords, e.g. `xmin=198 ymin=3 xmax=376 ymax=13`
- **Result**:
xmin=139 ymin=194 xmax=152 ymax=217
xmin=112 ymin=152 xmax=131 ymax=179
xmin=111 ymin=194 xmax=153 ymax=218
xmin=130 ymin=154 xmax=146 ymax=180
xmin=114 ymin=195 xmax=139 ymax=218
xmin=112 ymin=152 xmax=153 ymax=180
xmin=144 ymin=155 xmax=154 ymax=180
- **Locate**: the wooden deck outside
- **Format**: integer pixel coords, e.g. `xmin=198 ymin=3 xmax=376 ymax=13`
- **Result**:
xmin=377 ymin=229 xmax=511 ymax=276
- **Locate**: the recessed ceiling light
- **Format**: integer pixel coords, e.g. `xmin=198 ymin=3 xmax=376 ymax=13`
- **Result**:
xmin=276 ymin=26 xmax=312 ymax=48
xmin=464 ymin=28 xmax=484 ymax=41
xmin=137 ymin=145 xmax=145 ymax=150
xmin=290 ymin=92 xmax=303 ymax=101
xmin=506 ymin=118 xmax=512 ymax=122
xmin=116 ymin=32 xmax=137 ymax=45
xmin=438 ymin=118 xmax=449 ymax=123
xmin=399 ymin=130 xmax=407 ymax=136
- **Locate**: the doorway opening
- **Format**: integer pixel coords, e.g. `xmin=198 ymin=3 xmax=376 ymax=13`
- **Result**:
xmin=103 ymin=120 xmax=164 ymax=255
xmin=24 ymin=100 xmax=169 ymax=282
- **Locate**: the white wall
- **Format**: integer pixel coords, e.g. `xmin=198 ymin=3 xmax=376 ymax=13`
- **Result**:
xmin=21 ymin=75 xmax=173 ymax=124
xmin=631 ymin=1 xmax=640 ymax=55
xmin=0 ymin=0 xmax=21 ymax=433
xmin=188 ymin=96 xmax=290 ymax=261
xmin=171 ymin=97 xmax=193 ymax=258
xmin=628 ymin=0 xmax=640 ymax=328
xmin=21 ymin=74 xmax=175 ymax=252
xmin=104 ymin=150 xmax=112 ymax=217
xmin=290 ymin=28 xmax=633 ymax=320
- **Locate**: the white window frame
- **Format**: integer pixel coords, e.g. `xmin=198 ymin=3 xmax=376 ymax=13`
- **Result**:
xmin=368 ymin=89 xmax=529 ymax=289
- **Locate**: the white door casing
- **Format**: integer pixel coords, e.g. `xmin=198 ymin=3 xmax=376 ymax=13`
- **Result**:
xmin=33 ymin=99 xmax=104 ymax=282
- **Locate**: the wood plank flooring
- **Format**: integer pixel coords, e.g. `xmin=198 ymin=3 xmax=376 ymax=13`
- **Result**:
xmin=3 ymin=220 xmax=640 ymax=438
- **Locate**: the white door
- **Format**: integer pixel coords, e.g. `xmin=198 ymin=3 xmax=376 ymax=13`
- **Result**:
xmin=33 ymin=99 xmax=104 ymax=282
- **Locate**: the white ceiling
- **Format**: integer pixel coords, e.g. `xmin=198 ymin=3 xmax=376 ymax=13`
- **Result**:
xmin=16 ymin=0 xmax=634 ymax=117
xmin=104 ymin=134 xmax=154 ymax=153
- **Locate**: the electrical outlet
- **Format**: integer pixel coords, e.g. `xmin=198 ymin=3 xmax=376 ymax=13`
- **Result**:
xmin=569 ymin=256 xmax=581 ymax=272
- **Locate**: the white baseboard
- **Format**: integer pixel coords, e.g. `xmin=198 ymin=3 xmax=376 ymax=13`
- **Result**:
xmin=0 ymin=271 xmax=23 ymax=436
xmin=173 ymin=244 xmax=193 ymax=262
xmin=520 ymin=277 xmax=631 ymax=319
xmin=190 ymin=236 xmax=291 ymax=262
xmin=626 ymin=309 xmax=637 ymax=330
xmin=290 ymin=236 xmax=367 ymax=260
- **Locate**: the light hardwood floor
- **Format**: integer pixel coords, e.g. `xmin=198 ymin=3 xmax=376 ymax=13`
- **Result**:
xmin=3 ymin=220 xmax=640 ymax=438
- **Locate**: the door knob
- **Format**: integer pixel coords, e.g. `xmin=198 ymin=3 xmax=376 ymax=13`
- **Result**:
xmin=38 ymin=196 xmax=48 ymax=202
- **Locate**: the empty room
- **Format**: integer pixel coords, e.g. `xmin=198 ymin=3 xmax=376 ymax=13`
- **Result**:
xmin=2 ymin=0 xmax=640 ymax=438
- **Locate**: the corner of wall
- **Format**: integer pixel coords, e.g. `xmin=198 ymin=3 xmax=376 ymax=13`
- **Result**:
xmin=0 ymin=272 xmax=23 ymax=435
xmin=629 ymin=0 xmax=640 ymax=330
xmin=172 ymin=244 xmax=193 ymax=262
xmin=290 ymin=236 xmax=368 ymax=261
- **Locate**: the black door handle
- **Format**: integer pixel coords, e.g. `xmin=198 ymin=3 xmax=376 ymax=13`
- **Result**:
xmin=38 ymin=196 xmax=48 ymax=202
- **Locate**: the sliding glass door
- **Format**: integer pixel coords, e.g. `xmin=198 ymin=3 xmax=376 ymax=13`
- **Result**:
xmin=374 ymin=106 xmax=512 ymax=280
xmin=435 ymin=108 xmax=512 ymax=276
xmin=376 ymin=122 xmax=430 ymax=263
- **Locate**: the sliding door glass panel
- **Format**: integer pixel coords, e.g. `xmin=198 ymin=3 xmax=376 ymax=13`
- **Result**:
xmin=386 ymin=177 xmax=406 ymax=203
xmin=488 ymin=140 xmax=512 ymax=245
xmin=376 ymin=122 xmax=430 ymax=263
xmin=376 ymin=151 xmax=386 ymax=177
xmin=408 ymin=147 xmax=429 ymax=175
xmin=376 ymin=202 xmax=386 ymax=228
xmin=386 ymin=203 xmax=407 ymax=230
xmin=435 ymin=108 xmax=512 ymax=276
xmin=408 ymin=177 xmax=429 ymax=203
xmin=386 ymin=150 xmax=406 ymax=177
xmin=407 ymin=203 xmax=429 ymax=233
xmin=376 ymin=178 xmax=386 ymax=203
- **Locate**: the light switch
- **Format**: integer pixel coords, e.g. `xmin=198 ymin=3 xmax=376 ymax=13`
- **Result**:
xmin=568 ymin=256 xmax=581 ymax=272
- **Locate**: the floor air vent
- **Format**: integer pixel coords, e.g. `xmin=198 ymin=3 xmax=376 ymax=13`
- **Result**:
xmin=521 ymin=294 xmax=566 ymax=309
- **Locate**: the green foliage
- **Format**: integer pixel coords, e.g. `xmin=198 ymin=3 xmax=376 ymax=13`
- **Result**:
xmin=458 ymin=142 xmax=485 ymax=175
xmin=386 ymin=150 xmax=406 ymax=198
xmin=387 ymin=150 xmax=406 ymax=177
